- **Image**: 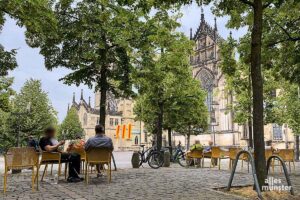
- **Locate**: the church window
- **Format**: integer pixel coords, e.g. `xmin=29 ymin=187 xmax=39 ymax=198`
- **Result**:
xmin=115 ymin=119 xmax=119 ymax=125
xmin=273 ymin=124 xmax=283 ymax=140
xmin=110 ymin=118 xmax=114 ymax=126
xmin=135 ymin=136 xmax=139 ymax=145
xmin=243 ymin=125 xmax=249 ymax=139
xmin=197 ymin=69 xmax=214 ymax=131
xmin=96 ymin=117 xmax=100 ymax=125
xmin=83 ymin=113 xmax=88 ymax=126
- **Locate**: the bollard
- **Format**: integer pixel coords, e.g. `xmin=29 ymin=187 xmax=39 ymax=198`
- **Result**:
xmin=131 ymin=151 xmax=140 ymax=168
xmin=163 ymin=151 xmax=170 ymax=167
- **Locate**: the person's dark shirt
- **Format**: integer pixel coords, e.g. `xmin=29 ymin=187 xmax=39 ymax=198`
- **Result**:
xmin=39 ymin=137 xmax=54 ymax=152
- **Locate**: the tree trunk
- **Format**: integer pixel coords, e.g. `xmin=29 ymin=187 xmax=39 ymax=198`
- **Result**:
xmin=99 ymin=57 xmax=108 ymax=128
xmin=98 ymin=32 xmax=108 ymax=129
xmin=296 ymin=135 xmax=299 ymax=161
xmin=251 ymin=0 xmax=267 ymax=188
xmin=168 ymin=127 xmax=172 ymax=156
xmin=156 ymin=102 xmax=163 ymax=151
xmin=248 ymin=68 xmax=253 ymax=149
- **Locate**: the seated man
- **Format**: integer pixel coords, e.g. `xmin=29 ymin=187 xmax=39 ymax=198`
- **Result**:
xmin=190 ymin=140 xmax=203 ymax=151
xmin=85 ymin=124 xmax=113 ymax=177
xmin=187 ymin=140 xmax=203 ymax=166
xmin=39 ymin=127 xmax=82 ymax=182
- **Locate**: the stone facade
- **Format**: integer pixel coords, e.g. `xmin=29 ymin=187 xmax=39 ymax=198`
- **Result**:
xmin=174 ymin=12 xmax=295 ymax=149
xmin=70 ymin=90 xmax=147 ymax=150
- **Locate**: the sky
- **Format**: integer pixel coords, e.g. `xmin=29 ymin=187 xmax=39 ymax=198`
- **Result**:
xmin=0 ymin=3 xmax=246 ymax=122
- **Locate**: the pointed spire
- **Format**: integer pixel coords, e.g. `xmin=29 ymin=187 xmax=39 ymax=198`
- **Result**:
xmin=88 ymin=96 xmax=91 ymax=107
xmin=190 ymin=28 xmax=193 ymax=40
xmin=67 ymin=103 xmax=70 ymax=111
xmin=72 ymin=92 xmax=75 ymax=103
xmin=214 ymin=17 xmax=217 ymax=31
xmin=80 ymin=89 xmax=83 ymax=100
xmin=201 ymin=7 xmax=204 ymax=22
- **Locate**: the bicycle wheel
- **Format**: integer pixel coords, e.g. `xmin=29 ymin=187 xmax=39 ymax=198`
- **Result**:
xmin=148 ymin=151 xmax=164 ymax=169
xmin=177 ymin=152 xmax=189 ymax=167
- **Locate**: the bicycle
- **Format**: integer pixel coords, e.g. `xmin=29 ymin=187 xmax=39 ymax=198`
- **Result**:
xmin=138 ymin=145 xmax=164 ymax=169
xmin=171 ymin=146 xmax=188 ymax=167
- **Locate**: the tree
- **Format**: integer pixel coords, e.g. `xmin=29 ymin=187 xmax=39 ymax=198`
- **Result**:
xmin=58 ymin=107 xmax=84 ymax=140
xmin=0 ymin=46 xmax=17 ymax=76
xmin=275 ymin=83 xmax=300 ymax=160
xmin=164 ymin=77 xmax=208 ymax=150
xmin=0 ymin=77 xmax=14 ymax=152
xmin=220 ymin=34 xmax=285 ymax=148
xmin=39 ymin=0 xmax=152 ymax=129
xmin=134 ymin=30 xmax=208 ymax=150
xmin=6 ymin=79 xmax=57 ymax=147
xmin=0 ymin=77 xmax=14 ymax=112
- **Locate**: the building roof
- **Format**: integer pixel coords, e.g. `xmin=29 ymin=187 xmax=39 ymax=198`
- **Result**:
xmin=70 ymin=90 xmax=123 ymax=117
xmin=192 ymin=11 xmax=223 ymax=43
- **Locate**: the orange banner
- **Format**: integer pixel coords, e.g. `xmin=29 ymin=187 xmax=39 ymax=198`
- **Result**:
xmin=116 ymin=125 xmax=120 ymax=139
xmin=128 ymin=124 xmax=132 ymax=139
xmin=122 ymin=124 xmax=126 ymax=139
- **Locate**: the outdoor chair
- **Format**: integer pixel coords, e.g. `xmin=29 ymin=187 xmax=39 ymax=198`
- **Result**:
xmin=265 ymin=149 xmax=275 ymax=173
xmin=278 ymin=149 xmax=295 ymax=173
xmin=229 ymin=147 xmax=242 ymax=170
xmin=67 ymin=148 xmax=86 ymax=174
xmin=202 ymin=151 xmax=214 ymax=167
xmin=85 ymin=148 xmax=112 ymax=184
xmin=3 ymin=147 xmax=39 ymax=193
xmin=39 ymin=151 xmax=65 ymax=181
xmin=186 ymin=149 xmax=203 ymax=167
xmin=240 ymin=151 xmax=251 ymax=172
xmin=210 ymin=147 xmax=229 ymax=170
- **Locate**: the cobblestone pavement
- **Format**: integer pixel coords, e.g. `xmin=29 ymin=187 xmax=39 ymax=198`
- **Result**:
xmin=1 ymin=160 xmax=300 ymax=200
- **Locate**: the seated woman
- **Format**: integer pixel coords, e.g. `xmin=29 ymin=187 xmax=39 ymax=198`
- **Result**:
xmin=67 ymin=135 xmax=85 ymax=153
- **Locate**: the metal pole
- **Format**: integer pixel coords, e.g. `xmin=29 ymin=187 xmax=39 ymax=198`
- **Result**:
xmin=227 ymin=150 xmax=262 ymax=199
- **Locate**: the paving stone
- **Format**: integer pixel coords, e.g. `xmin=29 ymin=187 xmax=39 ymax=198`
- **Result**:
xmin=1 ymin=163 xmax=300 ymax=199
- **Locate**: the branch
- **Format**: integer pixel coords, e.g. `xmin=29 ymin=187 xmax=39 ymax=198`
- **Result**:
xmin=263 ymin=1 xmax=272 ymax=9
xmin=268 ymin=37 xmax=300 ymax=47
xmin=265 ymin=14 xmax=300 ymax=46
xmin=239 ymin=0 xmax=254 ymax=7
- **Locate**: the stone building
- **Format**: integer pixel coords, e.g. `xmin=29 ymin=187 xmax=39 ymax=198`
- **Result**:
xmin=70 ymin=11 xmax=295 ymax=150
xmin=70 ymin=90 xmax=147 ymax=150
xmin=174 ymin=11 xmax=295 ymax=149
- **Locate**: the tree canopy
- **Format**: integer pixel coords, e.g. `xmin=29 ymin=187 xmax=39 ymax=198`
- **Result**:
xmin=0 ymin=0 xmax=57 ymax=75
xmin=7 ymin=79 xmax=57 ymax=144
xmin=38 ymin=0 xmax=166 ymax=128
xmin=58 ymin=107 xmax=84 ymax=140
